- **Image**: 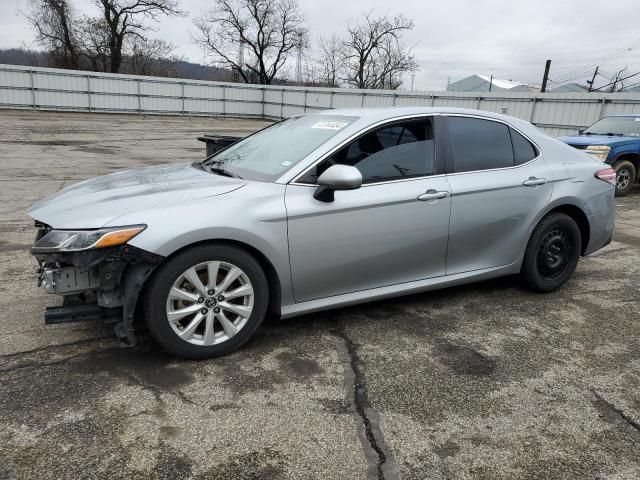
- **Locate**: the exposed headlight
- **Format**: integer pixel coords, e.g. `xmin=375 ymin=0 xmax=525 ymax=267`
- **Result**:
xmin=584 ymin=145 xmax=611 ymax=161
xmin=32 ymin=225 xmax=146 ymax=253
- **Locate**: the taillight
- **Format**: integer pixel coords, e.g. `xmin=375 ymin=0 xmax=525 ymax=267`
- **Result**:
xmin=595 ymin=167 xmax=616 ymax=185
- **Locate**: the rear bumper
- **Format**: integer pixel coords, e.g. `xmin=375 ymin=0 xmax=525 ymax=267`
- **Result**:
xmin=584 ymin=207 xmax=615 ymax=256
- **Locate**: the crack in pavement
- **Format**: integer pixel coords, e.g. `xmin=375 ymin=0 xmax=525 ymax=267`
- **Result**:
xmin=0 ymin=345 xmax=199 ymax=412
xmin=335 ymin=324 xmax=399 ymax=480
xmin=592 ymin=389 xmax=640 ymax=433
xmin=0 ymin=336 xmax=113 ymax=360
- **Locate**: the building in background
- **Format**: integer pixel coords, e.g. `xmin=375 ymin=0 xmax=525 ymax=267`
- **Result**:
xmin=446 ymin=74 xmax=532 ymax=92
xmin=549 ymin=83 xmax=588 ymax=93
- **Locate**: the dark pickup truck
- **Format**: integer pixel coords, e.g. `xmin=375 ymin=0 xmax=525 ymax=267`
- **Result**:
xmin=560 ymin=114 xmax=640 ymax=196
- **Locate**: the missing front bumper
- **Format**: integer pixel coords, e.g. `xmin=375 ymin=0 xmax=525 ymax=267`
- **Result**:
xmin=33 ymin=240 xmax=164 ymax=347
xmin=44 ymin=304 xmax=122 ymax=325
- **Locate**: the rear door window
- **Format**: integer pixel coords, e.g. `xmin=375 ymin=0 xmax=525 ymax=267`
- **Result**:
xmin=449 ymin=117 xmax=514 ymax=173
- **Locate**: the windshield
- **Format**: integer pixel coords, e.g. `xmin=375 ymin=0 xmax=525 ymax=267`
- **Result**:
xmin=584 ymin=116 xmax=640 ymax=137
xmin=202 ymin=114 xmax=358 ymax=181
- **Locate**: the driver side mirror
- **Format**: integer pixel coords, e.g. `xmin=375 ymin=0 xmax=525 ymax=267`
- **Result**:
xmin=313 ymin=165 xmax=362 ymax=202
xmin=578 ymin=129 xmax=585 ymax=134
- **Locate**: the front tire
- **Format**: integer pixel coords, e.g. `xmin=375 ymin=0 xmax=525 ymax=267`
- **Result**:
xmin=521 ymin=213 xmax=582 ymax=293
xmin=613 ymin=160 xmax=636 ymax=197
xmin=144 ymin=244 xmax=269 ymax=359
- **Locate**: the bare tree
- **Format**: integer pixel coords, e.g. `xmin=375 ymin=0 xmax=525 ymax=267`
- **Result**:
xmin=93 ymin=0 xmax=182 ymax=73
xmin=128 ymin=38 xmax=179 ymax=75
xmin=193 ymin=0 xmax=308 ymax=85
xmin=77 ymin=16 xmax=111 ymax=71
xmin=26 ymin=0 xmax=80 ymax=68
xmin=318 ymin=35 xmax=344 ymax=87
xmin=341 ymin=11 xmax=418 ymax=89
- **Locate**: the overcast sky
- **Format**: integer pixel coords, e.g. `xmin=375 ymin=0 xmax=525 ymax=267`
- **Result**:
xmin=2 ymin=0 xmax=640 ymax=90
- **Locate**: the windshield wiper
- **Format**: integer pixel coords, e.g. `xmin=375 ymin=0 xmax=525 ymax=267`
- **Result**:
xmin=207 ymin=165 xmax=242 ymax=179
xmin=584 ymin=132 xmax=624 ymax=136
xmin=202 ymin=159 xmax=243 ymax=179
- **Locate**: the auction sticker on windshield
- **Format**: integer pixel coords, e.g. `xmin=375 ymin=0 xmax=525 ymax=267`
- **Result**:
xmin=311 ymin=121 xmax=349 ymax=130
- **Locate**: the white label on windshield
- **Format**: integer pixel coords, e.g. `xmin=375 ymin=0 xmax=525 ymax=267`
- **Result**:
xmin=312 ymin=121 xmax=348 ymax=131
xmin=634 ymin=118 xmax=640 ymax=121
xmin=280 ymin=160 xmax=293 ymax=167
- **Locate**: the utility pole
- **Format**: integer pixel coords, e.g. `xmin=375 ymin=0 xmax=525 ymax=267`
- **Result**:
xmin=410 ymin=73 xmax=415 ymax=91
xmin=540 ymin=59 xmax=551 ymax=92
xmin=587 ymin=66 xmax=599 ymax=92
xmin=295 ymin=46 xmax=303 ymax=84
xmin=610 ymin=72 xmax=620 ymax=92
xmin=233 ymin=38 xmax=245 ymax=82
xmin=609 ymin=68 xmax=628 ymax=92
xmin=489 ymin=74 xmax=493 ymax=92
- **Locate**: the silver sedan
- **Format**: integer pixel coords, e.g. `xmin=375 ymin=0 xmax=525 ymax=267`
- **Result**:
xmin=29 ymin=107 xmax=616 ymax=359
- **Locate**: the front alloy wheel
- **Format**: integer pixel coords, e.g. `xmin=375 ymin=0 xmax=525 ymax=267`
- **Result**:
xmin=144 ymin=244 xmax=269 ymax=359
xmin=613 ymin=160 xmax=636 ymax=197
xmin=166 ymin=261 xmax=254 ymax=346
xmin=617 ymin=168 xmax=631 ymax=191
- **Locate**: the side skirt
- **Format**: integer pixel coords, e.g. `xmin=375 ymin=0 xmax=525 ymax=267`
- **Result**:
xmin=280 ymin=264 xmax=519 ymax=319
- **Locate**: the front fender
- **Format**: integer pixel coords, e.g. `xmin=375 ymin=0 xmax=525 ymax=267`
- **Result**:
xmin=609 ymin=145 xmax=640 ymax=165
xmin=106 ymin=182 xmax=294 ymax=306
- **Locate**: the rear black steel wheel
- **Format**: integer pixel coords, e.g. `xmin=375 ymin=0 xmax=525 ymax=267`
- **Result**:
xmin=522 ymin=213 xmax=582 ymax=292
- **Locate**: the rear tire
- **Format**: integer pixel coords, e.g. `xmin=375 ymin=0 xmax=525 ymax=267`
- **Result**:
xmin=613 ymin=160 xmax=636 ymax=197
xmin=144 ymin=244 xmax=269 ymax=359
xmin=521 ymin=213 xmax=581 ymax=293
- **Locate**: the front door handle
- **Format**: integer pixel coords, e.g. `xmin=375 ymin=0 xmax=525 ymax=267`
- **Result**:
xmin=417 ymin=190 xmax=450 ymax=201
xmin=523 ymin=177 xmax=547 ymax=187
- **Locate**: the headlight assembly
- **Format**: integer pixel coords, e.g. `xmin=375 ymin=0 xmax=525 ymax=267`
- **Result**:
xmin=584 ymin=145 xmax=611 ymax=161
xmin=32 ymin=225 xmax=146 ymax=253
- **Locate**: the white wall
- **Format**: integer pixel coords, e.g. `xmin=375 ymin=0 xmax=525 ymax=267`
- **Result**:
xmin=3 ymin=64 xmax=640 ymax=136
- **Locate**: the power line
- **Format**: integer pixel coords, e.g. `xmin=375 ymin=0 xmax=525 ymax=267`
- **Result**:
xmin=552 ymin=39 xmax=640 ymax=82
xmin=621 ymin=80 xmax=640 ymax=90
xmin=591 ymin=71 xmax=640 ymax=92
xmin=553 ymin=37 xmax=640 ymax=84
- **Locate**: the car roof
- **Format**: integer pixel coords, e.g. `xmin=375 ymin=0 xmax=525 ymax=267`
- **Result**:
xmin=312 ymin=106 xmax=532 ymax=128
xmin=274 ymin=106 xmax=550 ymax=184
xmin=308 ymin=106 xmax=539 ymax=138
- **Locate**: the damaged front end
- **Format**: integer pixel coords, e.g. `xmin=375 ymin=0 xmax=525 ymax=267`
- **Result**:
xmin=32 ymin=222 xmax=164 ymax=346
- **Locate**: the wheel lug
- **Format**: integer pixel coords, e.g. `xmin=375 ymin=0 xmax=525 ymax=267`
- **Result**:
xmin=214 ymin=307 xmax=220 ymax=313
xmin=201 ymin=308 xmax=208 ymax=314
xmin=198 ymin=297 xmax=204 ymax=303
xmin=218 ymin=295 xmax=224 ymax=301
xmin=207 ymin=290 xmax=215 ymax=295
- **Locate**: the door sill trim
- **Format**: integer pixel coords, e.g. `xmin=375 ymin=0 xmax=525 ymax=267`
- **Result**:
xmin=280 ymin=264 xmax=518 ymax=319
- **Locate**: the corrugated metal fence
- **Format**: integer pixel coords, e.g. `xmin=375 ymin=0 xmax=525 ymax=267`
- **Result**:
xmin=3 ymin=63 xmax=640 ymax=136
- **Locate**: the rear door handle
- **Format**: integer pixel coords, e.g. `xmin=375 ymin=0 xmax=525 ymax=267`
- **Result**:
xmin=522 ymin=177 xmax=547 ymax=187
xmin=417 ymin=190 xmax=450 ymax=201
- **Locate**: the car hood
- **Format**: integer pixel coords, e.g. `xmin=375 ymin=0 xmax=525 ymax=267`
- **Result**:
xmin=29 ymin=163 xmax=245 ymax=229
xmin=558 ymin=134 xmax=639 ymax=147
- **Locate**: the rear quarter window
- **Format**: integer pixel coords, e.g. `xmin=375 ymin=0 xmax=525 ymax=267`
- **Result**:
xmin=510 ymin=128 xmax=538 ymax=165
